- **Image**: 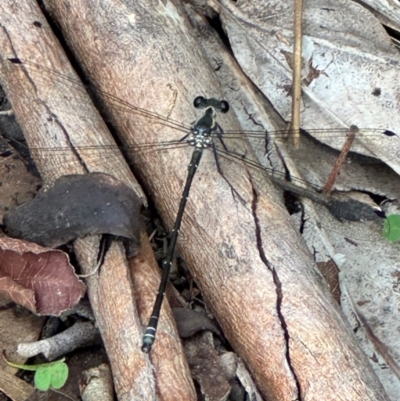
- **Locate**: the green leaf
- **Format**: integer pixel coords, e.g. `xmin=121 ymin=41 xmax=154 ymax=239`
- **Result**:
xmin=34 ymin=361 xmax=69 ymax=391
xmin=48 ymin=361 xmax=69 ymax=389
xmin=35 ymin=366 xmax=52 ymax=391
xmin=383 ymin=214 xmax=400 ymax=242
xmin=3 ymin=354 xmax=69 ymax=392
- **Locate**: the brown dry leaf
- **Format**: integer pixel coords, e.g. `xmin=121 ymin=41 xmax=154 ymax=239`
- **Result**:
xmin=184 ymin=332 xmax=231 ymax=401
xmin=0 ymin=151 xmax=40 ymax=223
xmin=316 ymin=259 xmax=341 ymax=304
xmin=172 ymin=307 xmax=221 ymax=338
xmin=0 ymin=237 xmax=85 ymax=315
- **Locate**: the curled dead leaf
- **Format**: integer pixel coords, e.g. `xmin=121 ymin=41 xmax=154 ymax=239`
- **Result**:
xmin=0 ymin=237 xmax=85 ymax=315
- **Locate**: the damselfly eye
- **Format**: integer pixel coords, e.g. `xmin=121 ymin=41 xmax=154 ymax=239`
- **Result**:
xmin=194 ymin=96 xmax=207 ymax=109
xmin=219 ymin=100 xmax=229 ymax=113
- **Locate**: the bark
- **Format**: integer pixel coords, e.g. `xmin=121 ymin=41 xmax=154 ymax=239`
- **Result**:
xmin=0 ymin=0 xmax=391 ymax=400
xmin=0 ymin=1 xmax=195 ymax=401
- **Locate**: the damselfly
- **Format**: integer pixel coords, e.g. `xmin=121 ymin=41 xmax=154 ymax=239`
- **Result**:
xmin=2 ymin=59 xmax=399 ymax=352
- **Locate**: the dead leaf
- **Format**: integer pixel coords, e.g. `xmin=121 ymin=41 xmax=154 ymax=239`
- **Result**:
xmin=0 ymin=237 xmax=85 ymax=315
xmin=184 ymin=332 xmax=231 ymax=401
xmin=216 ymin=0 xmax=400 ymax=173
xmin=316 ymin=259 xmax=341 ymax=304
xmin=172 ymin=307 xmax=221 ymax=338
xmin=4 ymin=173 xmax=142 ymax=247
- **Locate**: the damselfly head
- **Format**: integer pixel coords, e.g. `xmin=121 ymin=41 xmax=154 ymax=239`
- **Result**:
xmin=194 ymin=96 xmax=229 ymax=113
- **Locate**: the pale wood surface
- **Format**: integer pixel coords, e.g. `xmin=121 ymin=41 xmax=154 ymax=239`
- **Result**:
xmin=0 ymin=366 xmax=34 ymax=401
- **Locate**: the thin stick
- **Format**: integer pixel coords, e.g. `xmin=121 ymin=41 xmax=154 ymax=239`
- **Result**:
xmin=0 ymin=109 xmax=13 ymax=116
xmin=323 ymin=125 xmax=358 ymax=193
xmin=291 ymin=0 xmax=303 ymax=147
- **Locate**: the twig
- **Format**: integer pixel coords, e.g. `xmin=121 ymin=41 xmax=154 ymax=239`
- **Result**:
xmin=51 ymin=388 xmax=78 ymax=401
xmin=291 ymin=0 xmax=303 ymax=147
xmin=0 ymin=109 xmax=14 ymax=116
xmin=16 ymin=322 xmax=99 ymax=360
xmin=323 ymin=125 xmax=357 ymax=193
